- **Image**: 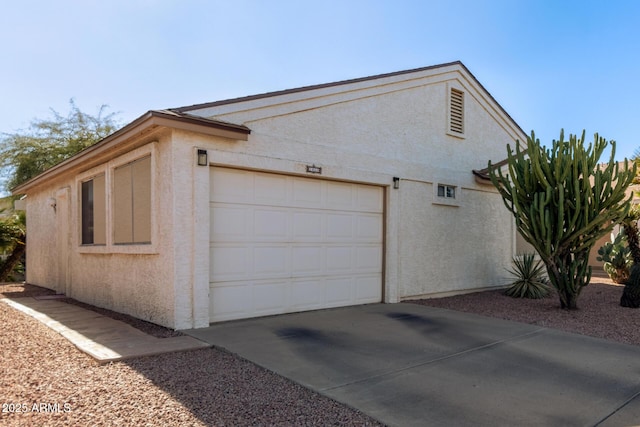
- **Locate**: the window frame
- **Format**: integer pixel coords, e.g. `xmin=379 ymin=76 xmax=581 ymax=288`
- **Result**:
xmin=80 ymin=173 xmax=106 ymax=245
xmin=433 ymin=182 xmax=461 ymax=207
xmin=77 ymin=142 xmax=158 ymax=254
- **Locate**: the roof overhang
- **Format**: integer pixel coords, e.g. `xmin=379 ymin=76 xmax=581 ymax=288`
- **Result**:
xmin=12 ymin=110 xmax=251 ymax=195
xmin=473 ymin=148 xmax=528 ymax=185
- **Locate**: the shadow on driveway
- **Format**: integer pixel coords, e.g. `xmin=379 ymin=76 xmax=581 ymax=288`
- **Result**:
xmin=186 ymin=303 xmax=640 ymax=427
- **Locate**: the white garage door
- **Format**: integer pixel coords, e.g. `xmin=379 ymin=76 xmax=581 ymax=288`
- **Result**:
xmin=209 ymin=168 xmax=383 ymax=322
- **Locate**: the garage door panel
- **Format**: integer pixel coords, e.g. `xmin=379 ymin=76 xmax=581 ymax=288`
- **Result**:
xmin=325 ymin=277 xmax=354 ymax=305
xmin=253 ymin=246 xmax=289 ymax=277
xmin=211 ymin=206 xmax=249 ymax=240
xmin=210 ymin=285 xmax=253 ymax=320
xmin=357 ymin=185 xmax=384 ymax=212
xmin=355 ymin=276 xmax=383 ymax=302
xmin=290 ymin=280 xmax=325 ymax=309
xmin=292 ymin=178 xmax=323 ymax=208
xmin=210 ymin=246 xmax=251 ymax=281
xmin=291 ymin=246 xmax=324 ymax=275
xmin=356 ymin=214 xmax=383 ymax=241
xmin=253 ymin=282 xmax=288 ymax=314
xmin=210 ymin=168 xmax=254 ymax=203
xmin=293 ymin=212 xmax=323 ymax=240
xmin=326 ymin=214 xmax=354 ymax=240
xmin=325 ymin=246 xmax=354 ymax=271
xmin=254 ymin=208 xmax=289 ymax=239
xmin=326 ymin=182 xmax=355 ymax=210
xmin=356 ymin=246 xmax=383 ymax=271
xmin=210 ymin=168 xmax=383 ymax=322
xmin=255 ymin=173 xmax=288 ymax=205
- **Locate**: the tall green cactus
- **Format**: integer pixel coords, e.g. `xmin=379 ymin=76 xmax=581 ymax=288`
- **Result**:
xmin=489 ymin=130 xmax=636 ymax=309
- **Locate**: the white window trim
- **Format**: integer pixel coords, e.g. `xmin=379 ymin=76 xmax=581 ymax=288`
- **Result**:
xmin=433 ymin=182 xmax=461 ymax=207
xmin=77 ymin=142 xmax=159 ymax=254
xmin=446 ymin=81 xmax=466 ymax=139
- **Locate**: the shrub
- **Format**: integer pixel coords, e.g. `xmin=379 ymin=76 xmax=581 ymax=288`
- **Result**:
xmin=505 ymin=253 xmax=551 ymax=299
xmin=597 ymin=231 xmax=632 ymax=284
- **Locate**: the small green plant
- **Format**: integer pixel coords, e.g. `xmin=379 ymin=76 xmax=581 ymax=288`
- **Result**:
xmin=597 ymin=231 xmax=632 ymax=284
xmin=505 ymin=253 xmax=551 ymax=299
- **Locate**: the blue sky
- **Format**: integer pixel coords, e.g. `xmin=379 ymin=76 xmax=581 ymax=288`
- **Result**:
xmin=2 ymin=0 xmax=639 ymax=160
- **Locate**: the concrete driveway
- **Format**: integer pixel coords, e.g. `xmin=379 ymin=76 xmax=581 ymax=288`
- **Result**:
xmin=185 ymin=303 xmax=640 ymax=426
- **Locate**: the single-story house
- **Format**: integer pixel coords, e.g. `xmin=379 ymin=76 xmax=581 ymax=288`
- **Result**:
xmin=13 ymin=61 xmax=527 ymax=329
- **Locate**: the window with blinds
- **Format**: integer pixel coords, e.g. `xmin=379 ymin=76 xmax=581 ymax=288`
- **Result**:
xmin=113 ymin=155 xmax=152 ymax=244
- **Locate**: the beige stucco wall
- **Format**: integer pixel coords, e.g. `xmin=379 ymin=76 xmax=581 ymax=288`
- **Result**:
xmin=187 ymin=64 xmax=523 ymax=303
xmin=396 ymin=181 xmax=514 ymax=298
xmin=23 ymin=130 xmax=212 ymax=329
xmin=22 ymin=63 xmax=525 ymax=329
xmin=24 ymin=184 xmax=61 ymax=290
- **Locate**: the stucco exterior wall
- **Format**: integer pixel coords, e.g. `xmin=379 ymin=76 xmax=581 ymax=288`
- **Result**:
xmin=23 ymin=131 xmax=193 ymax=328
xmin=24 ymin=184 xmax=61 ymax=292
xmin=21 ymin=63 xmax=528 ymax=328
xmin=397 ymin=181 xmax=514 ymax=298
xmin=186 ymin=66 xmax=525 ymax=301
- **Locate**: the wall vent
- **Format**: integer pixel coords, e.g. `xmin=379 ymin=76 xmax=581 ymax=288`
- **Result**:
xmin=449 ymin=88 xmax=464 ymax=134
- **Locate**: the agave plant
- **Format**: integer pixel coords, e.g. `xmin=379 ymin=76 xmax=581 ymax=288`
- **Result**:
xmin=505 ymin=253 xmax=551 ymax=299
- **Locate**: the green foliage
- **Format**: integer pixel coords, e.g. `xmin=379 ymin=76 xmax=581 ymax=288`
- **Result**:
xmin=0 ymin=211 xmax=26 ymax=282
xmin=0 ymin=99 xmax=121 ymax=191
xmin=597 ymin=231 xmax=632 ymax=283
xmin=621 ymin=204 xmax=640 ymax=264
xmin=621 ymin=152 xmax=640 ymax=308
xmin=489 ymin=130 xmax=636 ymax=309
xmin=505 ymin=253 xmax=551 ymax=299
xmin=0 ymin=211 xmax=25 ymax=251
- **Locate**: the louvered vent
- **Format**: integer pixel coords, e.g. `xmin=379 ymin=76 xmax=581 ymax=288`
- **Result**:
xmin=449 ymin=88 xmax=464 ymax=134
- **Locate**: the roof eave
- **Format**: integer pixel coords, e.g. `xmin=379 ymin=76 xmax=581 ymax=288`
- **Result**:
xmin=172 ymin=61 xmax=466 ymax=113
xmin=472 ymin=149 xmax=528 ymax=185
xmin=11 ymin=110 xmax=251 ymax=195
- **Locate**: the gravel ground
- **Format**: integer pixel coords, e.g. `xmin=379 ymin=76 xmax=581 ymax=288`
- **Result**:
xmin=2 ymin=275 xmax=639 ymax=426
xmin=0 ymin=283 xmax=383 ymax=427
xmin=409 ymin=272 xmax=640 ymax=347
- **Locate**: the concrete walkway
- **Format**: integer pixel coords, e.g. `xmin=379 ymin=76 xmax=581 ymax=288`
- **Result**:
xmin=186 ymin=303 xmax=640 ymax=427
xmin=3 ymin=297 xmax=209 ymax=364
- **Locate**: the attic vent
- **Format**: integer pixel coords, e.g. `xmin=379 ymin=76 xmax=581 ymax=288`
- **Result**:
xmin=449 ymin=88 xmax=464 ymax=134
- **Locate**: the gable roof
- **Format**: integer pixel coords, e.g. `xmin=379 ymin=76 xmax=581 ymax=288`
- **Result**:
xmin=172 ymin=61 xmax=525 ymax=138
xmin=173 ymin=61 xmax=525 ymax=186
xmin=13 ymin=61 xmax=524 ymax=194
xmin=12 ymin=110 xmax=250 ymax=194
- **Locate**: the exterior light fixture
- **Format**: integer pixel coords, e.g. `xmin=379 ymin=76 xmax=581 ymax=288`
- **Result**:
xmin=197 ymin=149 xmax=208 ymax=166
xmin=393 ymin=177 xmax=400 ymax=189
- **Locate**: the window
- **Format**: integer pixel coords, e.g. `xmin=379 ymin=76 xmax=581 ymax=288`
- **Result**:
xmin=434 ymin=183 xmax=460 ymax=207
xmin=437 ymin=184 xmax=456 ymax=199
xmin=77 ymin=143 xmax=157 ymax=253
xmin=113 ymin=156 xmax=151 ymax=244
xmin=81 ymin=174 xmax=106 ymax=245
xmin=448 ymin=87 xmax=465 ymax=136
